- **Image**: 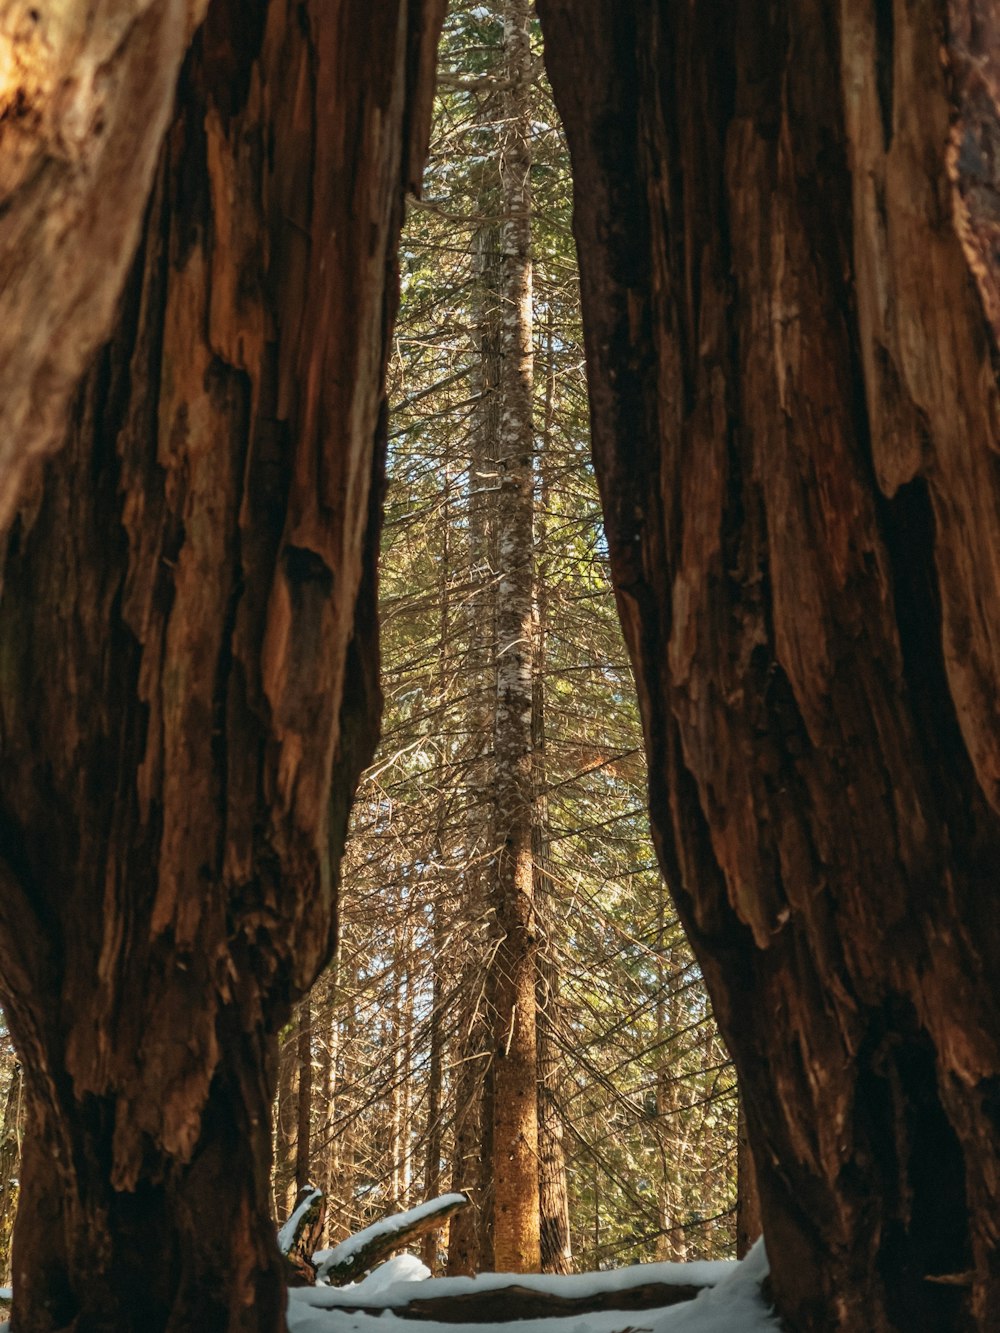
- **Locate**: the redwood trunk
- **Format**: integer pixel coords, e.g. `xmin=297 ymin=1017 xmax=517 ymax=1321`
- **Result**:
xmin=537 ymin=2 xmax=1000 ymax=1330
xmin=0 ymin=0 xmax=443 ymax=1327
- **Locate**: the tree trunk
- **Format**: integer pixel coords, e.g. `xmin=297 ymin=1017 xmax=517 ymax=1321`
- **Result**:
xmin=537 ymin=1 xmax=1000 ymax=1329
xmin=533 ymin=340 xmax=571 ymax=1277
xmin=0 ymin=0 xmax=444 ymax=1327
xmin=275 ymin=1023 xmax=298 ymax=1219
xmin=0 ymin=1062 xmax=23 ymax=1288
xmin=294 ymin=1003 xmax=313 ymax=1197
xmin=737 ymin=1096 xmax=761 ymax=1261
xmin=0 ymin=0 xmax=208 ymax=530
xmin=486 ymin=0 xmax=541 ymax=1275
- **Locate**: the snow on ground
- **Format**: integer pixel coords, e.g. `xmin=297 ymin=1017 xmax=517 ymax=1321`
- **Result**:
xmin=0 ymin=1240 xmax=778 ymax=1332
xmin=288 ymin=1240 xmax=779 ymax=1333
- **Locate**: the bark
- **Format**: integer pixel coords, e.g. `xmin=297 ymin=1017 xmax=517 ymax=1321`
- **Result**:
xmin=445 ymin=975 xmax=488 ymax=1277
xmin=0 ymin=1062 xmax=22 ymax=1287
xmin=537 ymin=1 xmax=1000 ymax=1329
xmin=737 ymin=1096 xmax=762 ymax=1261
xmin=275 ymin=1022 xmax=298 ymax=1219
xmin=0 ymin=0 xmax=208 ymax=531
xmin=535 ymin=921 xmax=571 ymax=1276
xmin=0 ymin=0 xmax=444 ymax=1327
xmin=294 ymin=1003 xmax=312 ymax=1196
xmin=485 ymin=0 xmax=540 ymax=1275
xmin=534 ymin=305 xmax=571 ymax=1279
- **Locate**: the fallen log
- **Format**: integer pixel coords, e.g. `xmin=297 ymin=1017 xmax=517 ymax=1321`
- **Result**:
xmin=315 ymin=1192 xmax=469 ymax=1285
xmin=331 ymin=1279 xmax=707 ymax=1321
xmin=278 ymin=1185 xmax=326 ymax=1286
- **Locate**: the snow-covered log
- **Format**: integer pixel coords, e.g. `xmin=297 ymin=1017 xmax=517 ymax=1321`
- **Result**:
xmin=294 ymin=1255 xmax=738 ymax=1323
xmin=314 ymin=1193 xmax=468 ymax=1285
xmin=278 ymin=1186 xmax=326 ymax=1284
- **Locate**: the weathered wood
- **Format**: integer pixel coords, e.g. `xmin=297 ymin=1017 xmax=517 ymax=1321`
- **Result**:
xmin=0 ymin=0 xmax=445 ymax=1327
xmin=280 ymin=1186 xmax=325 ymax=1287
xmin=536 ymin=1 xmax=1000 ymax=1330
xmin=0 ymin=0 xmax=208 ymax=531
xmin=318 ymin=1194 xmax=468 ymax=1286
xmin=329 ymin=1277 xmax=707 ymax=1322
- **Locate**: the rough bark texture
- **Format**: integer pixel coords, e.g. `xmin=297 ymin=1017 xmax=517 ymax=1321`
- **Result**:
xmin=537 ymin=2 xmax=1000 ymax=1330
xmin=737 ymin=1096 xmax=762 ymax=1261
xmin=0 ymin=0 xmax=208 ymax=531
xmin=0 ymin=0 xmax=444 ymax=1327
xmin=0 ymin=1062 xmax=22 ymax=1287
xmin=486 ymin=0 xmax=541 ymax=1276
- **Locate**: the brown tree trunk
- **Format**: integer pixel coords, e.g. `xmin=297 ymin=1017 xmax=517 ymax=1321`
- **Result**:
xmin=0 ymin=0 xmax=444 ymax=1327
xmin=533 ymin=346 xmax=571 ymax=1277
xmin=0 ymin=1061 xmax=23 ymax=1288
xmin=737 ymin=1096 xmax=761 ymax=1261
xmin=0 ymin=1 xmax=208 ymax=529
xmin=294 ymin=1003 xmax=312 ymax=1196
xmin=485 ymin=0 xmax=541 ymax=1276
xmin=275 ymin=1024 xmax=298 ymax=1219
xmin=537 ymin=1 xmax=1000 ymax=1329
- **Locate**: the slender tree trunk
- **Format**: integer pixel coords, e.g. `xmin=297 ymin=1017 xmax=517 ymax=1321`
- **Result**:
xmin=275 ymin=1027 xmax=298 ymax=1219
xmin=314 ymin=962 xmax=340 ymax=1248
xmin=0 ymin=1 xmax=444 ymax=1327
xmin=736 ymin=1096 xmax=761 ymax=1260
xmin=538 ymin=2 xmax=1000 ymax=1328
xmin=446 ymin=51 xmax=505 ymax=1280
xmin=533 ymin=319 xmax=571 ymax=1276
xmin=421 ymin=920 xmax=445 ymax=1272
xmin=445 ymin=981 xmax=488 ymax=1276
xmin=0 ymin=1062 xmax=23 ymax=1288
xmin=295 ymin=1002 xmax=313 ymax=1195
xmin=486 ymin=0 xmax=541 ymax=1275
xmin=653 ymin=901 xmax=687 ymax=1265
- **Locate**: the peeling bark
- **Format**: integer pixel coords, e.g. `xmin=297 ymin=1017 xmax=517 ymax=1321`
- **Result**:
xmin=537 ymin=2 xmax=1000 ymax=1329
xmin=0 ymin=0 xmax=208 ymax=531
xmin=0 ymin=0 xmax=444 ymax=1327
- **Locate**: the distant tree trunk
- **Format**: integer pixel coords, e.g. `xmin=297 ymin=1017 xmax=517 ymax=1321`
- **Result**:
xmin=533 ymin=334 xmax=571 ymax=1277
xmin=0 ymin=1 xmax=444 ymax=1327
xmin=445 ymin=977 xmax=488 ymax=1276
xmin=421 ymin=915 xmax=445 ymax=1272
xmin=538 ymin=1 xmax=1000 ymax=1329
xmin=295 ymin=1002 xmax=313 ymax=1196
xmin=0 ymin=1062 xmax=23 ymax=1288
xmin=485 ymin=0 xmax=541 ymax=1275
xmin=654 ymin=897 xmax=687 ymax=1265
xmin=275 ymin=1025 xmax=298 ymax=1218
xmin=736 ymin=1097 xmax=761 ymax=1260
xmin=314 ymin=961 xmax=340 ymax=1248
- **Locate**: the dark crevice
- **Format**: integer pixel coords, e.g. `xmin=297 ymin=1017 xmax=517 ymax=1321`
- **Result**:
xmin=874 ymin=0 xmax=895 ymax=150
xmin=855 ymin=1000 xmax=972 ymax=1330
